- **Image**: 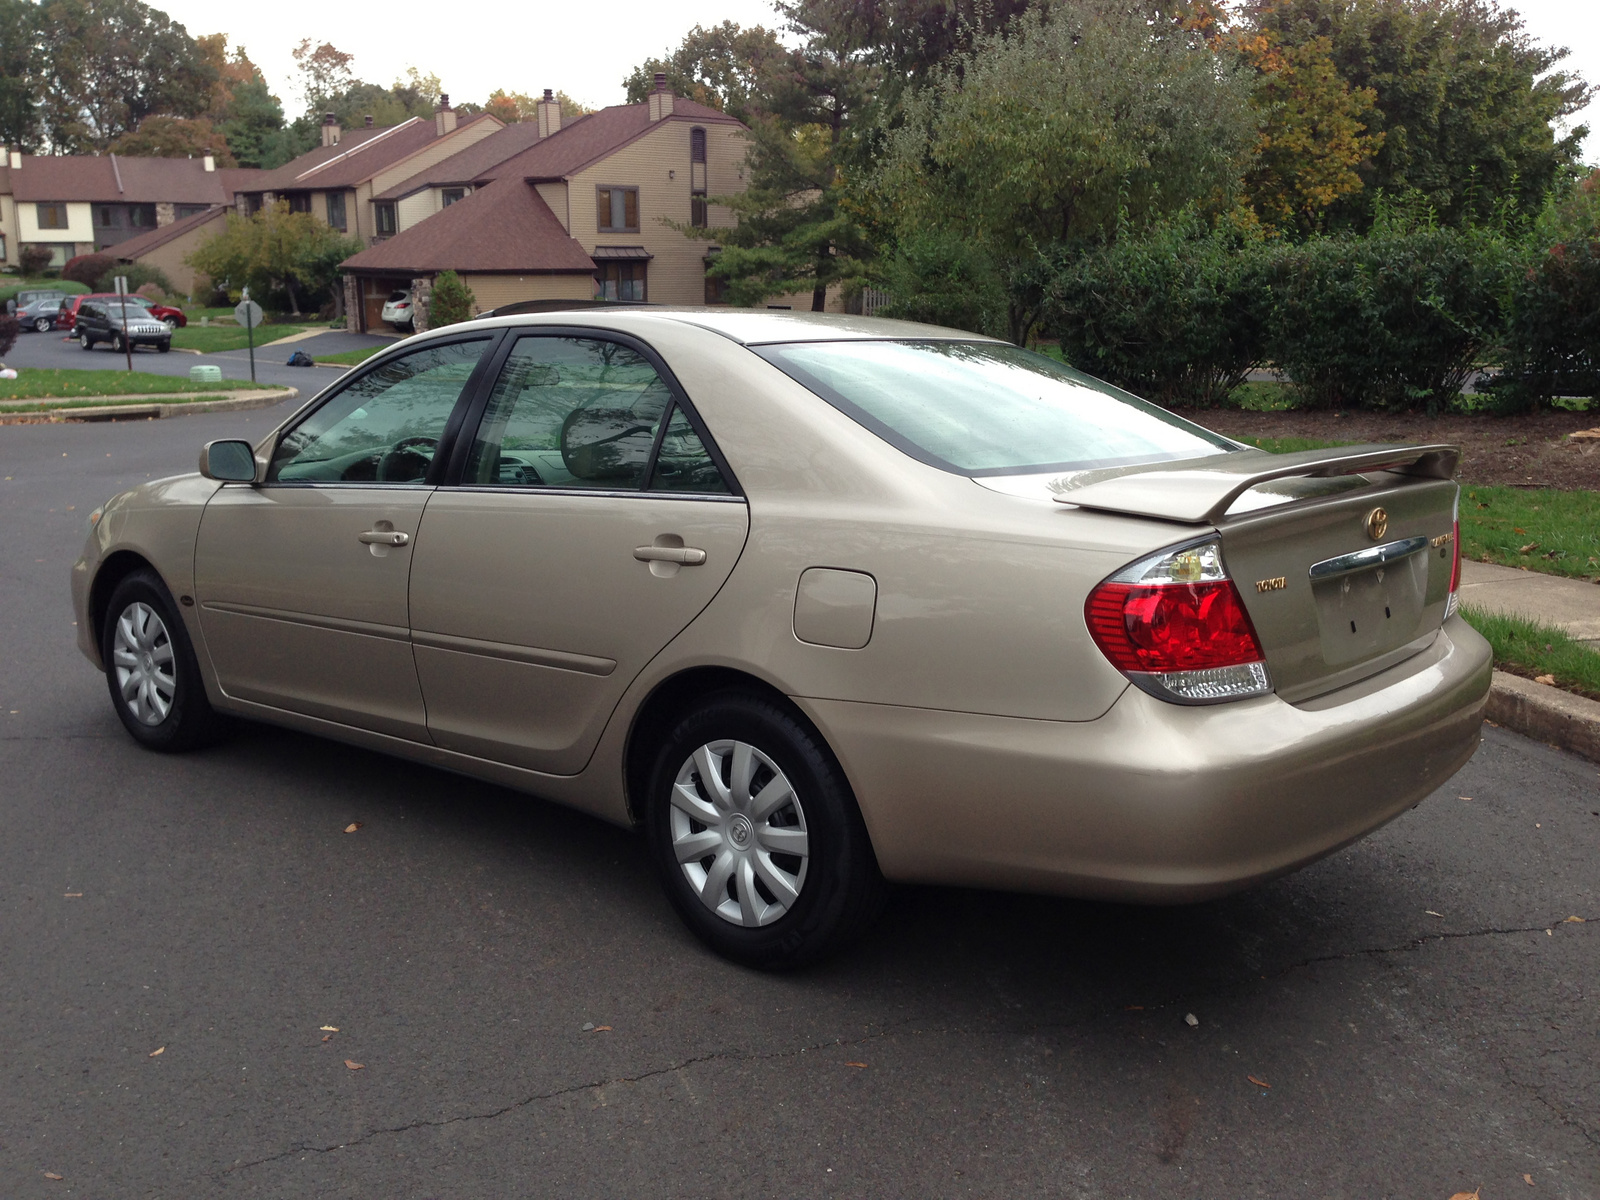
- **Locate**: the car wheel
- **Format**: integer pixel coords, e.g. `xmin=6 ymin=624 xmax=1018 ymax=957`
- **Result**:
xmin=112 ymin=333 xmax=124 ymax=353
xmin=163 ymin=317 xmax=178 ymax=331
xmin=34 ymin=317 xmax=51 ymax=332
xmin=101 ymin=569 xmax=225 ymax=752
xmin=157 ymin=341 xmax=171 ymax=353
xmin=644 ymin=691 xmax=885 ymax=969
xmin=80 ymin=333 xmax=93 ymax=350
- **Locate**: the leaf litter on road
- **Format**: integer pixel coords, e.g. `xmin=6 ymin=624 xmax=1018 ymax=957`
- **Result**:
xmin=344 ymin=1060 xmax=364 ymax=1070
xmin=1247 ymin=1075 xmax=1271 ymax=1089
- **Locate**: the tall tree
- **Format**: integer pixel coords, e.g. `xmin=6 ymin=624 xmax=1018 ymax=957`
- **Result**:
xmin=108 ymin=114 xmax=236 ymax=164
xmin=187 ymin=201 xmax=362 ymax=315
xmin=0 ymin=0 xmax=42 ymax=150
xmin=483 ymin=89 xmax=591 ymax=123
xmin=623 ymin=22 xmax=787 ymax=122
xmin=35 ymin=0 xmax=217 ymax=151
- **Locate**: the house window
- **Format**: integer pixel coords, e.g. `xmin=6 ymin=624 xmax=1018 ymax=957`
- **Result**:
xmin=595 ymin=261 xmax=646 ymax=302
xmin=374 ymin=202 xmax=396 ymax=236
xmin=96 ymin=206 xmax=119 ymax=227
xmin=128 ymin=205 xmax=156 ymax=227
xmin=246 ymin=194 xmax=264 ymax=215
xmin=326 ymin=190 xmax=347 ymax=230
xmin=175 ymin=205 xmax=209 ymax=219
xmin=690 ymin=127 xmax=708 ymax=228
xmin=441 ymin=188 xmax=466 ymax=207
xmin=288 ymin=193 xmax=312 ymax=214
xmin=596 ymin=187 xmax=639 ymax=233
xmin=36 ymin=202 xmax=69 ymax=229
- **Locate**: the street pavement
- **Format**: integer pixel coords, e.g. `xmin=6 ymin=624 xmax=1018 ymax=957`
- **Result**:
xmin=1 ymin=408 xmax=1596 ymax=1199
xmin=1 ymin=326 xmax=397 ymax=393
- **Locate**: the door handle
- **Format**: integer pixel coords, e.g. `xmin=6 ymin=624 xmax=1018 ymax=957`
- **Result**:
xmin=358 ymin=529 xmax=410 ymax=546
xmin=634 ymin=545 xmax=706 ymax=565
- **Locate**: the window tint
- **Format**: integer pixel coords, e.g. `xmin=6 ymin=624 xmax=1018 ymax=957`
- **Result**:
xmin=269 ymin=339 xmax=489 ymax=483
xmin=465 ymin=337 xmax=673 ymax=490
xmin=649 ymin=407 xmax=728 ymax=493
xmin=757 ymin=340 xmax=1237 ymax=476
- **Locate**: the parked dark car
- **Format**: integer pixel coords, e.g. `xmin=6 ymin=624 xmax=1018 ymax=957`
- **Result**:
xmin=14 ymin=293 xmax=69 ymax=332
xmin=56 ymin=293 xmax=187 ymax=332
xmin=74 ymin=299 xmax=172 ymax=353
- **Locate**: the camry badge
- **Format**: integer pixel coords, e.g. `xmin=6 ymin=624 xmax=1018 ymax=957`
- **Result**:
xmin=1255 ymin=576 xmax=1287 ymax=593
xmin=1365 ymin=507 xmax=1389 ymax=541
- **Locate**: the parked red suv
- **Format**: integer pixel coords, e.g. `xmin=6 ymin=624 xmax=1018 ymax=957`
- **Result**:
xmin=54 ymin=293 xmax=187 ymax=331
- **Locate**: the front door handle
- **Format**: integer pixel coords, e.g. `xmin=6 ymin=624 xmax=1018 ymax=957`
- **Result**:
xmin=634 ymin=545 xmax=706 ymax=565
xmin=359 ymin=529 xmax=410 ymax=546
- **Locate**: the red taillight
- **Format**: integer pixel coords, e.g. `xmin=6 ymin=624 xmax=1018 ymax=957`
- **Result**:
xmin=1087 ymin=579 xmax=1265 ymax=674
xmin=1449 ymin=518 xmax=1461 ymax=594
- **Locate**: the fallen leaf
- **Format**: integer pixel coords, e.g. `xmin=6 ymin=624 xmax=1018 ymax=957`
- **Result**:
xmin=1426 ymin=911 xmax=1444 ymax=918
xmin=1525 ymin=1174 xmax=1535 ymax=1185
xmin=1519 ymin=542 xmax=1539 ymax=554
xmin=320 ymin=1025 xmax=339 ymax=1032
xmin=148 ymin=1046 xmax=164 ymax=1057
xmin=1450 ymin=1190 xmax=1482 ymax=1200
xmin=1185 ymin=1013 xmax=1200 ymax=1027
xmin=1458 ymin=796 xmax=1472 ymax=801
xmin=1563 ymin=916 xmax=1586 ymax=923
xmin=43 ymin=1172 xmax=63 ymax=1180
xmin=593 ymin=1025 xmax=613 ymax=1032
xmin=63 ymin=893 xmax=81 ymax=898
xmin=343 ymin=822 xmax=362 ymax=833
xmin=1247 ymin=1075 xmax=1271 ymax=1089
xmin=845 ymin=1062 xmax=868 ymax=1068
xmin=322 ymin=1035 xmax=332 ymax=1043
xmin=1124 ymin=1005 xmax=1145 ymax=1011
xmin=1534 ymin=674 xmax=1556 ymax=685
xmin=344 ymin=1060 xmax=364 ymax=1070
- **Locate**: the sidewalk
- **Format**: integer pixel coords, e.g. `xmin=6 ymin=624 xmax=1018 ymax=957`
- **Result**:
xmin=1456 ymin=560 xmax=1600 ymax=762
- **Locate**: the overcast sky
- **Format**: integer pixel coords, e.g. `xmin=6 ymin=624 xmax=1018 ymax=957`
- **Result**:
xmin=154 ymin=0 xmax=1597 ymax=160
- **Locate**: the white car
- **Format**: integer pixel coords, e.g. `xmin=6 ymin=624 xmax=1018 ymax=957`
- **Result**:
xmin=380 ymin=291 xmax=414 ymax=331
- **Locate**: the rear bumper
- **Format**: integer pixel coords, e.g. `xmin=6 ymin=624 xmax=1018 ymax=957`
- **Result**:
xmin=803 ymin=616 xmax=1492 ymax=902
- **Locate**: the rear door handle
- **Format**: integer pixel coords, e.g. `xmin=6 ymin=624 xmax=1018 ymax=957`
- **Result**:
xmin=634 ymin=545 xmax=706 ymax=565
xmin=358 ymin=529 xmax=410 ymax=546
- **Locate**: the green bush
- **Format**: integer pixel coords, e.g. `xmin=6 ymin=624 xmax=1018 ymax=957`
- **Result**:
xmin=876 ymin=231 xmax=1007 ymax=337
xmin=1261 ymin=227 xmax=1515 ymax=413
xmin=1490 ymin=235 xmax=1600 ymax=410
xmin=95 ymin=262 xmax=174 ymax=298
xmin=427 ymin=270 xmax=476 ymax=328
xmin=18 ymin=246 xmax=55 ymax=275
xmin=1042 ymin=216 xmax=1270 ymax=408
xmin=64 ymin=253 xmax=117 ymax=288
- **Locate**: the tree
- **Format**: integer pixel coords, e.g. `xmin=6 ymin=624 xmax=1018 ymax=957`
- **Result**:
xmin=623 ymin=22 xmax=787 ymax=121
xmin=217 ymin=75 xmax=299 ymax=169
xmin=109 ymin=115 xmax=237 ymax=165
xmin=872 ymin=2 xmax=1258 ymax=341
xmin=0 ymin=0 xmax=41 ymax=150
xmin=188 ymin=202 xmax=363 ymax=315
xmin=291 ymin=39 xmax=355 ymax=115
xmin=428 ymin=270 xmax=476 ymax=327
xmin=483 ymin=89 xmax=591 ymax=123
xmin=1247 ymin=0 xmax=1593 ymax=227
xmin=62 ymin=252 xmax=115 ymax=287
xmin=35 ymin=0 xmax=217 ymax=151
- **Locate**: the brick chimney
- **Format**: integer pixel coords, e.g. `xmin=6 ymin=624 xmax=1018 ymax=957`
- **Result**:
xmin=364 ymin=114 xmax=374 ymax=128
xmin=536 ymin=88 xmax=562 ymax=139
xmin=321 ymin=113 xmax=340 ymax=147
xmin=435 ymin=93 xmax=457 ymax=136
xmin=648 ymin=72 xmax=675 ymax=121
xmin=8 ymin=148 xmax=20 ymax=169
xmin=202 ymin=152 xmax=215 ymax=171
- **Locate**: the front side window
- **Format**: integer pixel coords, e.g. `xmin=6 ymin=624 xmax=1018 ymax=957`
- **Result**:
xmin=374 ymin=202 xmax=396 ymax=235
xmin=36 ymin=202 xmax=68 ymax=229
xmin=757 ymin=340 xmax=1237 ymax=477
xmin=596 ymin=186 xmax=639 ymax=232
xmin=269 ymin=339 xmax=490 ymax=483
xmin=595 ymin=261 xmax=646 ymax=302
xmin=326 ymin=190 xmax=347 ymax=230
xmin=464 ymin=336 xmax=723 ymax=492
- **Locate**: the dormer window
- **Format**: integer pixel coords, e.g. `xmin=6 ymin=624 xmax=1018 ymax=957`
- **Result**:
xmin=441 ymin=188 xmax=466 ymax=207
xmin=690 ymin=128 xmax=708 ymax=228
xmin=597 ymin=187 xmax=639 ymax=233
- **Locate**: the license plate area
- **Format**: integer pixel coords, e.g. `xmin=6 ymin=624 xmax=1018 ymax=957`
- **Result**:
xmin=1312 ymin=551 xmax=1428 ymax=667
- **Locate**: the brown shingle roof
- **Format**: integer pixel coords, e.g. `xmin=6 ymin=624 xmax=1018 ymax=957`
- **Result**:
xmin=485 ymin=98 xmax=742 ymax=184
xmin=341 ymin=179 xmax=593 ymax=275
xmin=110 ymin=205 xmax=227 ymax=260
xmin=375 ymin=121 xmax=547 ymax=200
xmin=10 ymin=154 xmax=232 ymax=204
xmin=240 ymin=114 xmax=498 ymax=193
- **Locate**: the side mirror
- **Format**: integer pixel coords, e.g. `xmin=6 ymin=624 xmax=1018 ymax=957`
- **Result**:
xmin=199 ymin=439 xmax=257 ymax=482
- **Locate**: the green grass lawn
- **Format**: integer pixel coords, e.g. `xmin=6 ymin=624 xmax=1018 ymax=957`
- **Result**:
xmin=170 ymin=324 xmax=322 ymax=353
xmin=1459 ymin=486 xmax=1600 ymax=580
xmin=1228 ymin=434 xmax=1355 ymax=455
xmin=310 ymin=345 xmax=387 ymax=366
xmin=1459 ymin=605 xmax=1600 ymax=702
xmin=0 ymin=368 xmax=272 ymax=407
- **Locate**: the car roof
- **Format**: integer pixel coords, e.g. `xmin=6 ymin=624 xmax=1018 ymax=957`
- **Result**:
xmin=444 ymin=306 xmax=1003 ymax=347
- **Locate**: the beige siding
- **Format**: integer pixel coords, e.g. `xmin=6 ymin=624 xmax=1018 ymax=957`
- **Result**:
xmin=0 ymin=194 xmax=15 ymax=266
xmin=125 ymin=211 xmax=227 ymax=299
xmin=459 ymin=273 xmax=593 ymax=314
xmin=20 ymin=199 xmax=93 ymax=242
xmin=396 ymin=189 xmax=437 ymax=232
xmin=567 ymin=118 xmax=748 ymax=306
xmin=534 ymin=182 xmax=570 ymax=232
xmin=368 ymin=119 xmax=501 ymax=197
xmin=756 ymin=286 xmax=848 ymax=314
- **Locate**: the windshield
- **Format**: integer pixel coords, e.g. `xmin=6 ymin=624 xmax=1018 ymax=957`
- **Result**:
xmin=755 ymin=340 xmax=1236 ymax=476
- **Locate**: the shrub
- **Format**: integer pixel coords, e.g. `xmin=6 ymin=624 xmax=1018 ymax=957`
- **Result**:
xmin=1042 ymin=216 xmax=1270 ymax=407
xmin=1261 ymin=227 xmax=1516 ymax=412
xmin=95 ymin=262 xmax=174 ymax=297
xmin=876 ymin=231 xmax=1007 ymax=338
xmin=63 ymin=253 xmax=116 ymax=288
xmin=0 ymin=313 xmax=18 ymax=356
xmin=18 ymin=245 xmax=54 ymax=275
xmin=1491 ymin=234 xmax=1600 ymax=410
xmin=428 ymin=270 xmax=475 ymax=328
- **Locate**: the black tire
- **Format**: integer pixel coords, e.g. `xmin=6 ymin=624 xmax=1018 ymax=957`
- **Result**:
xmin=112 ymin=333 xmax=124 ymax=353
xmin=157 ymin=341 xmax=171 ymax=353
xmin=100 ymin=569 xmax=226 ymax=752
xmin=79 ymin=332 xmax=93 ymax=350
xmin=644 ymin=690 xmax=885 ymax=970
xmin=34 ymin=317 xmax=51 ymax=332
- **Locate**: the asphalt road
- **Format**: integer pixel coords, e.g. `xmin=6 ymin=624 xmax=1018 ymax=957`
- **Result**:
xmin=1 ymin=406 xmax=1596 ymax=1199
xmin=2 ymin=326 xmax=397 ymax=392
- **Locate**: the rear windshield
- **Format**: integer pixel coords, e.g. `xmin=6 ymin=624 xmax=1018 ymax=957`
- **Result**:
xmin=756 ymin=340 xmax=1236 ymax=476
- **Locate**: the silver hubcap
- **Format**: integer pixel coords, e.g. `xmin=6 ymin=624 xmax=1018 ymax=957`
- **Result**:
xmin=671 ymin=740 xmax=809 ymax=927
xmin=112 ymin=601 xmax=176 ymax=726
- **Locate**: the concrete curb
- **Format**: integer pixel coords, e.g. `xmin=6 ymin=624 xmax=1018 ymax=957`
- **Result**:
xmin=1487 ymin=669 xmax=1600 ymax=763
xmin=0 ymin=388 xmax=298 ymax=424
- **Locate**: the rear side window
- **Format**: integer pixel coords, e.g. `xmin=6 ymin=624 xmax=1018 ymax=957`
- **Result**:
xmin=756 ymin=340 xmax=1236 ymax=476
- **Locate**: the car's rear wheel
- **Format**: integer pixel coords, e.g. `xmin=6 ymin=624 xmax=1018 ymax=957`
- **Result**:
xmin=101 ymin=570 xmax=225 ymax=752
xmin=34 ymin=317 xmax=51 ymax=332
xmin=79 ymin=333 xmax=93 ymax=350
xmin=111 ymin=333 xmax=124 ymax=353
xmin=644 ymin=691 xmax=885 ymax=969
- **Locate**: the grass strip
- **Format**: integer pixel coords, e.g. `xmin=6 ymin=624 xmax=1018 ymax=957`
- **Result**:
xmin=1458 ymin=604 xmax=1600 ymax=702
xmin=170 ymin=324 xmax=322 ymax=353
xmin=309 ymin=345 xmax=387 ymax=366
xmin=0 ymin=368 xmax=253 ymax=402
xmin=1228 ymin=434 xmax=1356 ymax=455
xmin=1459 ymin=486 xmax=1600 ymax=581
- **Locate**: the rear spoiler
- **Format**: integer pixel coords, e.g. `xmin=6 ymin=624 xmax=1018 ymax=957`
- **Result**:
xmin=1051 ymin=443 xmax=1460 ymax=525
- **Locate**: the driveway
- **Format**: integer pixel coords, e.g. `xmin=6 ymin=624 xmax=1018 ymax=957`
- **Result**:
xmin=0 ymin=409 xmax=1595 ymax=1198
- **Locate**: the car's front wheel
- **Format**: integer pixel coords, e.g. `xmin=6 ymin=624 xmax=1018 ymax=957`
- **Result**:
xmin=79 ymin=333 xmax=93 ymax=350
xmin=644 ymin=691 xmax=885 ymax=969
xmin=157 ymin=341 xmax=171 ymax=353
xmin=111 ymin=333 xmax=124 ymax=353
xmin=34 ymin=317 xmax=51 ymax=333
xmin=101 ymin=570 xmax=225 ymax=752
